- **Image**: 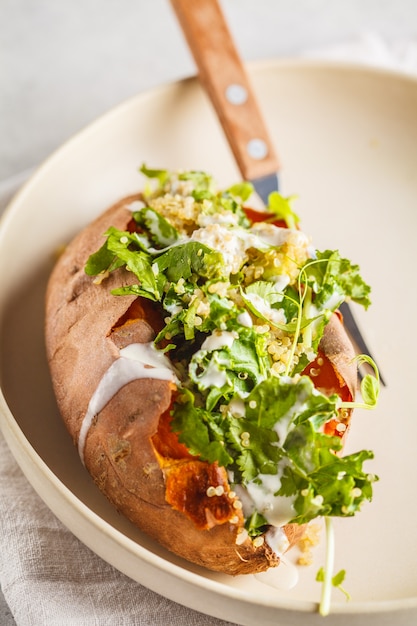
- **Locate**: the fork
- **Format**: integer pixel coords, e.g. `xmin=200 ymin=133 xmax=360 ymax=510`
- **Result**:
xmin=170 ymin=0 xmax=385 ymax=386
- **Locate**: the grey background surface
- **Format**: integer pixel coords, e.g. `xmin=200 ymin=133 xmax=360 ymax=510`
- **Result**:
xmin=1 ymin=1 xmax=416 ymax=624
xmin=1 ymin=0 xmax=416 ymax=183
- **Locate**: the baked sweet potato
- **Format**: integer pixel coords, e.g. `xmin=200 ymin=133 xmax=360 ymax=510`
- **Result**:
xmin=45 ymin=169 xmax=376 ymax=575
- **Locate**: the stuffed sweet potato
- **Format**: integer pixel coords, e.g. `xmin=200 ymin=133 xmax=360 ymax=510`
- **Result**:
xmin=45 ymin=167 xmax=377 ymax=575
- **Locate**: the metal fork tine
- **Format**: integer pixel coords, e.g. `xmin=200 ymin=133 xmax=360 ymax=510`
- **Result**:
xmin=339 ymin=302 xmax=386 ymax=386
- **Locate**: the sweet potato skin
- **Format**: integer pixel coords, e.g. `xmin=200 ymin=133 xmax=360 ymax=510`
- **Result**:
xmin=45 ymin=195 xmax=354 ymax=575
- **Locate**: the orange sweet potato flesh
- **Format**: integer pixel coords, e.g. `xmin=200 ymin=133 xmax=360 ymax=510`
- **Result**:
xmin=45 ymin=195 xmax=356 ymax=575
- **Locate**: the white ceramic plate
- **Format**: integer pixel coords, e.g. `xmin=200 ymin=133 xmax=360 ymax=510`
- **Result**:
xmin=0 ymin=61 xmax=416 ymax=626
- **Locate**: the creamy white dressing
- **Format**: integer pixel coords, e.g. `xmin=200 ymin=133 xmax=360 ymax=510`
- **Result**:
xmin=233 ymin=484 xmax=256 ymax=515
xmin=273 ymin=410 xmax=296 ymax=445
xmin=190 ymin=223 xmax=250 ymax=274
xmin=163 ymin=302 xmax=183 ymax=315
xmin=237 ymin=311 xmax=253 ymax=328
xmin=190 ymin=221 xmax=307 ymax=276
xmin=320 ymin=291 xmax=344 ymax=312
xmin=244 ymin=292 xmax=287 ymax=326
xmin=197 ymin=211 xmax=240 ymax=228
xmin=145 ymin=237 xmax=189 ymax=256
xmin=250 ymin=222 xmax=304 ymax=247
xmin=201 ymin=330 xmax=237 ymax=352
xmin=243 ymin=472 xmax=297 ymax=527
xmin=228 ymin=397 xmax=246 ymax=417
xmin=270 ymin=274 xmax=291 ymax=291
xmin=142 ymin=208 xmax=174 ymax=247
xmin=254 ymin=554 xmax=299 ymax=590
xmin=196 ymin=359 xmax=228 ymax=389
xmin=127 ymin=200 xmax=146 ymax=211
xmin=78 ymin=342 xmax=178 ymax=464
xmin=255 ymin=516 xmax=305 ymax=591
xmin=265 ymin=525 xmax=290 ymax=556
xmin=273 ymin=395 xmax=310 ymax=443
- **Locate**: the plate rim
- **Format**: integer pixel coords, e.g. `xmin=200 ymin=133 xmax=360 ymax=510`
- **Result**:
xmin=1 ymin=58 xmax=417 ymax=620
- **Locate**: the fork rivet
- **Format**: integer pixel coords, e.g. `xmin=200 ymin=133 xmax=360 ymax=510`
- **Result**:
xmin=225 ymin=83 xmax=248 ymax=105
xmin=247 ymin=138 xmax=268 ymax=160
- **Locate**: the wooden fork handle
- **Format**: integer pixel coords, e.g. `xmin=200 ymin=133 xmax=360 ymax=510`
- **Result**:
xmin=169 ymin=0 xmax=280 ymax=181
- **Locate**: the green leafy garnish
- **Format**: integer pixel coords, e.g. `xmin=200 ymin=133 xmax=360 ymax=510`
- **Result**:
xmin=84 ymin=239 xmax=125 ymax=276
xmin=304 ymin=250 xmax=372 ymax=310
xmin=155 ymin=242 xmax=223 ymax=283
xmin=84 ymin=167 xmax=379 ymax=615
xmin=316 ymin=567 xmax=351 ymax=602
xmin=173 ymin=389 xmax=233 ymax=467
xmin=133 ymin=207 xmax=180 ymax=247
xmin=227 ymin=181 xmax=254 ymax=202
xmin=171 ymin=375 xmax=378 ymax=522
xmin=139 ymin=164 xmax=170 ymax=187
xmin=341 ymin=354 xmax=380 ymax=410
xmin=267 ymin=191 xmax=300 ymax=229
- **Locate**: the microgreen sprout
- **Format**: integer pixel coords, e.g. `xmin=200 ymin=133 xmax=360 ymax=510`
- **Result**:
xmin=267 ymin=191 xmax=300 ymax=229
xmin=340 ymin=355 xmax=381 ymax=411
xmin=283 ymin=256 xmax=329 ymax=376
xmin=316 ymin=517 xmax=351 ymax=616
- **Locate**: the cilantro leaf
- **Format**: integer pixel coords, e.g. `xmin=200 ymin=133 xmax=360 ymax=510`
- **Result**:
xmin=133 ymin=207 xmax=180 ymax=247
xmin=285 ymin=421 xmax=376 ymax=523
xmin=171 ymin=390 xmax=233 ymax=467
xmin=228 ymin=418 xmax=282 ymax=481
xmin=245 ymin=376 xmax=336 ymax=431
xmin=245 ymin=281 xmax=284 ymax=305
xmin=267 ymin=191 xmax=300 ymax=229
xmin=178 ymin=170 xmax=214 ymax=192
xmin=139 ymin=164 xmax=169 ymax=186
xmin=245 ymin=511 xmax=269 ymax=538
xmin=171 ymin=374 xmax=377 ymax=524
xmin=84 ymin=240 xmax=124 ymax=276
xmin=104 ymin=227 xmax=162 ymax=300
xmin=304 ymin=250 xmax=372 ymax=310
xmin=188 ymin=325 xmax=271 ymax=410
xmin=155 ymin=242 xmax=223 ymax=283
xmin=227 ymin=182 xmax=254 ymax=202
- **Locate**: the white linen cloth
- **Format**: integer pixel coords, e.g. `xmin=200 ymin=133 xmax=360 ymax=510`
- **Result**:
xmin=0 ymin=437 xmax=236 ymax=626
xmin=0 ymin=33 xmax=416 ymax=626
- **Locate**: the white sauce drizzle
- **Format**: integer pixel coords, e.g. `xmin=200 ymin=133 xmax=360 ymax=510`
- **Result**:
xmin=273 ymin=408 xmax=297 ymax=445
xmin=201 ymin=330 xmax=237 ymax=352
xmin=265 ymin=525 xmax=290 ymax=556
xmin=127 ymin=200 xmax=146 ymax=211
xmin=197 ymin=211 xmax=240 ymax=228
xmin=237 ymin=311 xmax=253 ymax=327
xmin=244 ymin=292 xmax=287 ymax=326
xmin=189 ymin=222 xmax=308 ymax=276
xmin=77 ymin=342 xmax=178 ymax=464
xmin=250 ymin=222 xmax=309 ymax=249
xmin=164 ymin=302 xmax=183 ymax=315
xmin=234 ymin=482 xmax=300 ymax=589
xmin=190 ymin=223 xmax=251 ymax=274
xmin=254 ymin=554 xmax=299 ymax=590
xmin=245 ymin=473 xmax=297 ymax=527
xmin=197 ymin=359 xmax=228 ymax=389
xmin=142 ymin=208 xmax=175 ymax=247
xmin=228 ymin=397 xmax=246 ymax=417
xmin=270 ymin=274 xmax=291 ymax=291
